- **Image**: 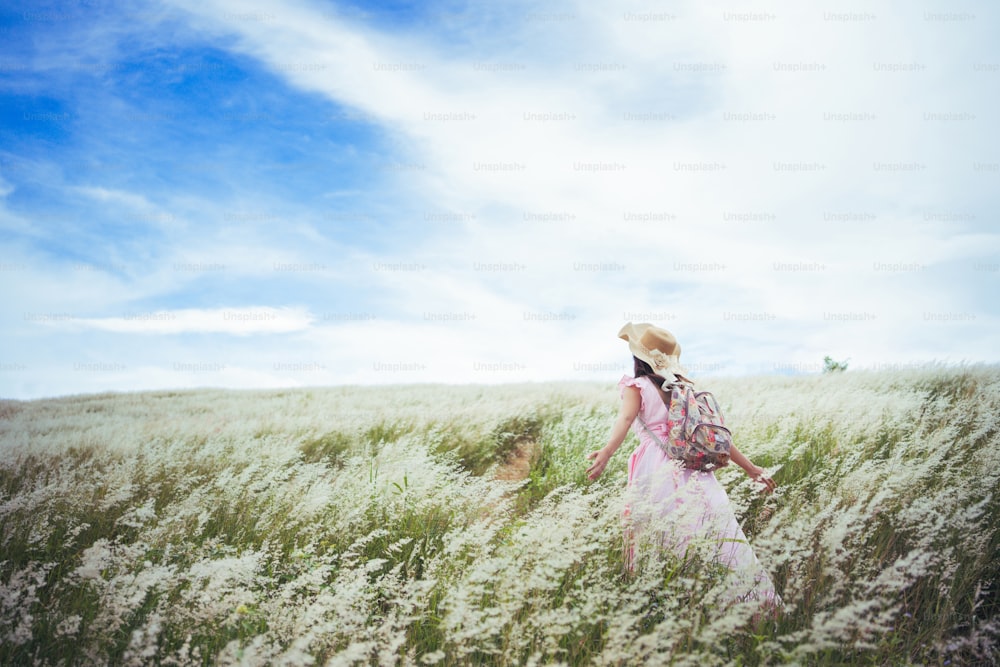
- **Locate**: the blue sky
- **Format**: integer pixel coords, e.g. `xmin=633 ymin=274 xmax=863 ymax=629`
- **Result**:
xmin=1 ymin=0 xmax=998 ymax=399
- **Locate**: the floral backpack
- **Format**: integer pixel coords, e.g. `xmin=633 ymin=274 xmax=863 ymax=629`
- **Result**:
xmin=636 ymin=378 xmax=733 ymax=471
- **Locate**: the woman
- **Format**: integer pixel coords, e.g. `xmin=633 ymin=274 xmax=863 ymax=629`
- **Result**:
xmin=586 ymin=322 xmax=780 ymax=607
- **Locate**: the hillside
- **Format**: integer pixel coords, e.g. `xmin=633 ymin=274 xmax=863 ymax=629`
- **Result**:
xmin=1 ymin=366 xmax=998 ymax=665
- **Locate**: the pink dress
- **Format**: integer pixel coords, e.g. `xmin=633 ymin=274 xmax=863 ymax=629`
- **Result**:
xmin=619 ymin=375 xmax=780 ymax=605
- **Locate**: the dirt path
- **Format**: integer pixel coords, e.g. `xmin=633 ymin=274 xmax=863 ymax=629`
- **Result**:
xmin=494 ymin=439 xmax=538 ymax=482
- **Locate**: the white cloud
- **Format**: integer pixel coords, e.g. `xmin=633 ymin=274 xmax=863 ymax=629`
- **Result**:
xmin=63 ymin=306 xmax=316 ymax=335
xmin=74 ymin=185 xmax=158 ymax=210
xmin=95 ymin=0 xmax=1000 ymax=374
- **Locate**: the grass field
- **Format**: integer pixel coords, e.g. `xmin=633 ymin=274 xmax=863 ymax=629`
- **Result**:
xmin=1 ymin=365 xmax=998 ymax=665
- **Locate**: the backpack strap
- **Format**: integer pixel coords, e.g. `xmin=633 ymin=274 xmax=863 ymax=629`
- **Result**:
xmin=635 ymin=415 xmax=665 ymax=447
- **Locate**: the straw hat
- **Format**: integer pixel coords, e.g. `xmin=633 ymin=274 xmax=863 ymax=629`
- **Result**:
xmin=618 ymin=322 xmax=689 ymax=383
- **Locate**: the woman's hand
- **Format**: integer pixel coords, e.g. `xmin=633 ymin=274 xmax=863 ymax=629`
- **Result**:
xmin=728 ymin=444 xmax=776 ymax=494
xmin=587 ymin=385 xmax=640 ymax=482
xmin=586 ymin=448 xmax=612 ymax=481
xmin=746 ymin=463 xmax=776 ymax=494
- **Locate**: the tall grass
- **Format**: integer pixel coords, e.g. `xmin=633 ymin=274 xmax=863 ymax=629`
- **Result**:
xmin=0 ymin=368 xmax=997 ymax=665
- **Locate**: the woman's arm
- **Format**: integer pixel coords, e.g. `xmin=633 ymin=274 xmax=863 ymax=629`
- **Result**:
xmin=586 ymin=386 xmax=641 ymax=481
xmin=729 ymin=443 xmax=776 ymax=493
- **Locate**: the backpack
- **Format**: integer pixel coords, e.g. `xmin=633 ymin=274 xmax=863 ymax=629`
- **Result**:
xmin=636 ymin=378 xmax=733 ymax=471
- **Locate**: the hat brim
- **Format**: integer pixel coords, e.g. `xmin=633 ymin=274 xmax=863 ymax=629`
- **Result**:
xmin=619 ymin=322 xmax=690 ymax=381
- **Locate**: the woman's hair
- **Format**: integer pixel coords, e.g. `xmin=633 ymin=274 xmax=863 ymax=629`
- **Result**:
xmin=633 ymin=356 xmax=667 ymax=385
xmin=633 ymin=356 xmax=692 ymax=406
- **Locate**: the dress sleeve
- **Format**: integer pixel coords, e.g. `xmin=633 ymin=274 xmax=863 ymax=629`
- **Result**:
xmin=618 ymin=375 xmax=644 ymax=400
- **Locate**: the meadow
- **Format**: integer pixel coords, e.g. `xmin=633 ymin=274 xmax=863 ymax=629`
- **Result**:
xmin=1 ymin=365 xmax=998 ymax=666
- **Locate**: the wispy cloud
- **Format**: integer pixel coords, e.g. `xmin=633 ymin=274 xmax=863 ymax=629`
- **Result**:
xmin=62 ymin=306 xmax=316 ymax=335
